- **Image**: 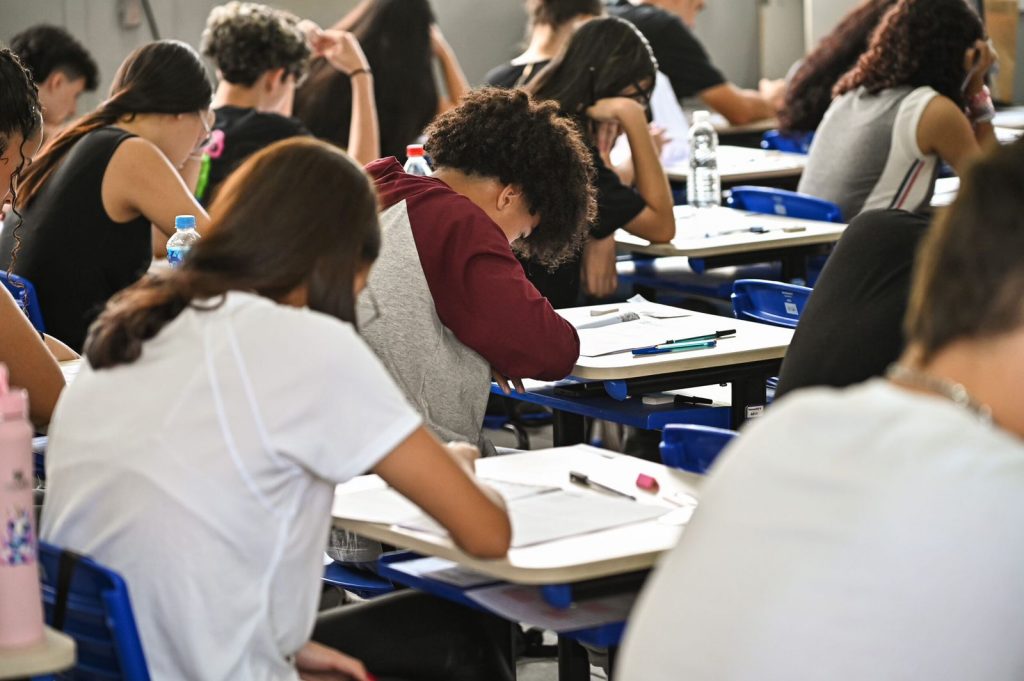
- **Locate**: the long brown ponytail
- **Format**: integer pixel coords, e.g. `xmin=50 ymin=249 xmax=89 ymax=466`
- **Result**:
xmin=18 ymin=40 xmax=212 ymax=207
xmin=84 ymin=137 xmax=381 ymax=370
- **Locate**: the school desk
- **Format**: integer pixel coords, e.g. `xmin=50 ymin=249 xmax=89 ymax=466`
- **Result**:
xmin=0 ymin=627 xmax=76 ymax=679
xmin=664 ymin=145 xmax=806 ymax=186
xmin=332 ymin=445 xmax=703 ymax=681
xmin=616 ymin=205 xmax=846 ymax=282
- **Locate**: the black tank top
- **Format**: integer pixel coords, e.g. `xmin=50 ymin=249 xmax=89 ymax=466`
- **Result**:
xmin=0 ymin=127 xmax=151 ymax=351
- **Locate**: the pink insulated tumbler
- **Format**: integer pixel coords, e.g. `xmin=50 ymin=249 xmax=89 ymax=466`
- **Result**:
xmin=0 ymin=363 xmax=44 ymax=649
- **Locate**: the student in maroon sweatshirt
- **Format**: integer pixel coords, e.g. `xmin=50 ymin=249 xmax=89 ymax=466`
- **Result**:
xmin=359 ymin=87 xmax=597 ymax=448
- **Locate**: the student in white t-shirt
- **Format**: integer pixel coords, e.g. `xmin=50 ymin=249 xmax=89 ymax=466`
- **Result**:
xmin=618 ymin=139 xmax=1024 ymax=680
xmin=40 ymin=137 xmax=513 ymax=681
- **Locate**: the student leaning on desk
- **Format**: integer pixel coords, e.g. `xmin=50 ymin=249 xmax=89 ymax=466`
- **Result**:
xmin=40 ymin=138 xmax=515 ymax=681
xmin=619 ymin=141 xmax=1024 ymax=680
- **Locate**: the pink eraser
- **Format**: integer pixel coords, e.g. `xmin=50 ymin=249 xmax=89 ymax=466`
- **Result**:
xmin=636 ymin=473 xmax=659 ymax=492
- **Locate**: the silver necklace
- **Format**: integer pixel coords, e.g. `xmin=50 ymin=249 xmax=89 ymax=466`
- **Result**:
xmin=886 ymin=363 xmax=993 ymax=424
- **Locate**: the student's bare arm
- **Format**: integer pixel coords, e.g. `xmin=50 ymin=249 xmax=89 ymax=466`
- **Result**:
xmin=699 ymin=82 xmax=776 ymax=125
xmin=0 ymin=287 xmax=65 ymax=427
xmin=373 ymin=426 xmax=511 ymax=558
xmin=917 ymin=96 xmax=991 ymax=177
xmin=431 ymin=25 xmax=470 ymax=114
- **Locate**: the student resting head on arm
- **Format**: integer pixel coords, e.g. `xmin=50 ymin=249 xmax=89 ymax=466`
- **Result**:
xmin=0 ymin=40 xmax=214 ymax=352
xmin=9 ymin=24 xmax=99 ymax=142
xmin=619 ymin=139 xmax=1024 ymax=681
xmin=359 ymin=87 xmax=596 ymax=450
xmin=294 ymin=0 xmax=466 ymax=162
xmin=200 ymin=1 xmax=378 ymax=204
xmin=484 ymin=0 xmax=603 ymax=88
xmin=525 ymin=16 xmax=674 ymax=304
xmin=0 ymin=47 xmax=71 ymax=428
xmin=777 ymin=0 xmax=898 ymax=134
xmin=41 ymin=137 xmax=513 ymax=681
xmin=798 ymin=0 xmax=995 ymax=220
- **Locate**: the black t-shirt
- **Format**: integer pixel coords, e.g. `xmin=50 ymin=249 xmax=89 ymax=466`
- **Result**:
xmin=775 ymin=209 xmax=929 ymax=398
xmin=484 ymin=60 xmax=551 ymax=89
xmin=609 ymin=0 xmax=725 ymax=99
xmin=203 ymin=106 xmax=310 ymax=205
xmin=520 ymin=141 xmax=647 ymax=308
xmin=0 ymin=127 xmax=151 ymax=351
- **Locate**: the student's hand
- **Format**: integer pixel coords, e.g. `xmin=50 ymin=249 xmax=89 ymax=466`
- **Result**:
xmin=492 ymin=369 xmax=525 ymax=395
xmin=581 ymin=235 xmax=618 ymax=299
xmin=649 ymin=124 xmax=670 ymax=157
xmin=312 ymin=27 xmax=371 ymax=77
xmin=586 ymin=97 xmax=646 ymax=125
xmin=594 ymin=121 xmax=621 ymax=166
xmin=429 ymin=24 xmax=452 ymax=58
xmin=295 ymin=641 xmax=372 ymax=681
xmin=963 ymin=39 xmax=997 ymax=96
xmin=445 ymin=441 xmax=480 ymax=475
xmin=759 ymin=77 xmax=787 ymax=112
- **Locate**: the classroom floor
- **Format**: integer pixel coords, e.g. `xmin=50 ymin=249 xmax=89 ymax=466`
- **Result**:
xmin=516 ymin=657 xmax=608 ymax=680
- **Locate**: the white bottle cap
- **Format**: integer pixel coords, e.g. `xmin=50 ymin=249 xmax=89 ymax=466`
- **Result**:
xmin=693 ymin=110 xmax=711 ymax=123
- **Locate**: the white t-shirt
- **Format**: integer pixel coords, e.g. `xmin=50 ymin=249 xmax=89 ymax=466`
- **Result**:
xmin=618 ymin=380 xmax=1024 ymax=681
xmin=41 ymin=292 xmax=421 ymax=681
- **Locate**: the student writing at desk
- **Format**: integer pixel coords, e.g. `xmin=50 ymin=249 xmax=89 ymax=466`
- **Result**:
xmin=41 ymin=138 xmax=515 ymax=681
xmin=620 ymin=141 xmax=1024 ymax=681
xmin=609 ymin=0 xmax=781 ymax=125
xmin=358 ymin=88 xmax=594 ymax=450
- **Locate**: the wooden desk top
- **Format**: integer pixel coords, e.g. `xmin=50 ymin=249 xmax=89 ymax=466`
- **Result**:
xmin=616 ymin=205 xmax=846 ymax=260
xmin=558 ymin=301 xmax=792 ymax=382
xmin=0 ymin=628 xmax=76 ymax=679
xmin=665 ymin=145 xmax=806 ymax=184
xmin=333 ymin=446 xmax=703 ymax=584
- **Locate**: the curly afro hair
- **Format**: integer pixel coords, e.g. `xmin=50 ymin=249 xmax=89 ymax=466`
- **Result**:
xmin=424 ymin=87 xmax=597 ymax=269
xmin=201 ymin=2 xmax=310 ymax=87
xmin=834 ymin=0 xmax=984 ymax=108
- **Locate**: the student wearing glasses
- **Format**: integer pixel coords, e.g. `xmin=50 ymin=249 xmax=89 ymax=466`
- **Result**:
xmin=524 ymin=16 xmax=674 ymax=306
xmin=200 ymin=2 xmax=379 ymax=205
xmin=0 ymin=41 xmax=213 ymax=352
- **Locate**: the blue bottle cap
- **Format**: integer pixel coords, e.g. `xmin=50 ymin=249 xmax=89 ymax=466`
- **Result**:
xmin=175 ymin=215 xmax=196 ymax=230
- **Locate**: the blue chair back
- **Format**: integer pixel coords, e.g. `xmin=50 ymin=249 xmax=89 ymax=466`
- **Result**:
xmin=727 ymin=185 xmax=842 ymax=223
xmin=323 ymin=561 xmax=394 ymax=599
xmin=660 ymin=424 xmax=737 ymax=474
xmin=732 ymin=279 xmax=811 ymax=329
xmin=38 ymin=542 xmax=150 ymax=680
xmin=761 ymin=129 xmax=814 ymax=154
xmin=1 ymin=271 xmax=45 ymax=333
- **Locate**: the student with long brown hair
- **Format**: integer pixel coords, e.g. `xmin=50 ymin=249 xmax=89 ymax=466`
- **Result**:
xmin=41 ymin=137 xmax=513 ymax=681
xmin=0 ymin=40 xmax=213 ymax=352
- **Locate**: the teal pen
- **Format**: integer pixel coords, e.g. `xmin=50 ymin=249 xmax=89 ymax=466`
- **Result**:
xmin=633 ymin=339 xmax=717 ymax=356
xmin=633 ymin=329 xmax=736 ymax=353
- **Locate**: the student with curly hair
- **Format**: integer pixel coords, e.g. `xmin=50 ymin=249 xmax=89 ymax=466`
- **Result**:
xmin=798 ymin=0 xmax=996 ymax=219
xmin=0 ymin=41 xmax=213 ymax=352
xmin=524 ymin=16 xmax=674 ymax=305
xmin=293 ymin=0 xmax=469 ymax=161
xmin=777 ymin=0 xmax=898 ymax=133
xmin=200 ymin=1 xmax=378 ymax=204
xmin=484 ymin=0 xmax=603 ymax=88
xmin=10 ymin=25 xmax=99 ymax=141
xmin=358 ymin=88 xmax=595 ymax=449
xmin=0 ymin=48 xmax=72 ymax=428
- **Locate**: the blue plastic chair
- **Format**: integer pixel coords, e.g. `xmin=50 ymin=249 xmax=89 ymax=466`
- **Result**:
xmin=732 ymin=279 xmax=812 ymax=329
xmin=727 ymin=186 xmax=842 ymax=223
xmin=1 ymin=271 xmax=45 ymax=333
xmin=761 ymin=130 xmax=815 ymax=154
xmin=38 ymin=542 xmax=150 ymax=680
xmin=323 ymin=561 xmax=394 ymax=599
xmin=660 ymin=424 xmax=737 ymax=474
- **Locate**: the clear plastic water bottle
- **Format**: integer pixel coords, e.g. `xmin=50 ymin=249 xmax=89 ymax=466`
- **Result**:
xmin=166 ymin=215 xmax=201 ymax=268
xmin=403 ymin=144 xmax=431 ymax=176
xmin=686 ymin=110 xmax=721 ymax=207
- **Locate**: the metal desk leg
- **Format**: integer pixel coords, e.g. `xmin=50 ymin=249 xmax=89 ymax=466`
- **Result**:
xmin=730 ymin=373 xmax=768 ymax=429
xmin=558 ymin=638 xmax=591 ymax=681
xmin=553 ymin=410 xmax=587 ymax=446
